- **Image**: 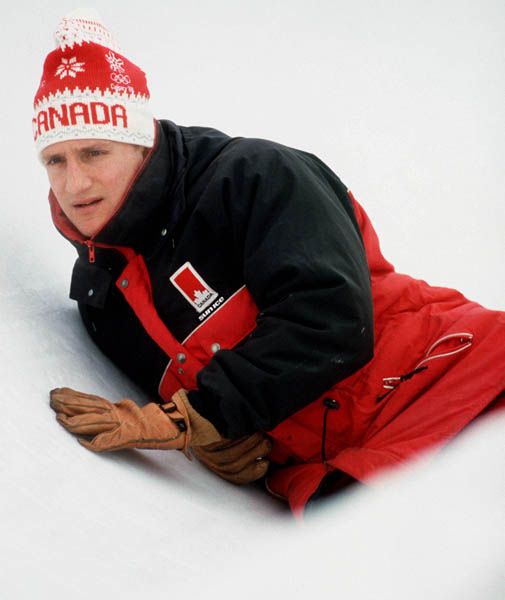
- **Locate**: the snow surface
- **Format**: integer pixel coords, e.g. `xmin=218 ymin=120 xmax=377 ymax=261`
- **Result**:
xmin=2 ymin=1 xmax=504 ymax=598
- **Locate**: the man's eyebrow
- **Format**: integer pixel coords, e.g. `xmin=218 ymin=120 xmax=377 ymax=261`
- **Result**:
xmin=41 ymin=141 xmax=112 ymax=162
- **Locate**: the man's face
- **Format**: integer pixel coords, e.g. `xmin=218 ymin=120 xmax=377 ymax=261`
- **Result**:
xmin=41 ymin=139 xmax=146 ymax=238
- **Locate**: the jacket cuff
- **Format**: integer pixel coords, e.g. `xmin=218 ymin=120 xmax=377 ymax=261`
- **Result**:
xmin=187 ymin=389 xmax=230 ymax=438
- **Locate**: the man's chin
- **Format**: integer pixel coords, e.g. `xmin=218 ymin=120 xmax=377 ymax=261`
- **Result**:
xmin=72 ymin=217 xmax=104 ymax=239
xmin=71 ymin=211 xmax=110 ymax=239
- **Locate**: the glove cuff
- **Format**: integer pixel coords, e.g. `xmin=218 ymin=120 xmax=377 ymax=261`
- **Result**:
xmin=162 ymin=390 xmax=222 ymax=451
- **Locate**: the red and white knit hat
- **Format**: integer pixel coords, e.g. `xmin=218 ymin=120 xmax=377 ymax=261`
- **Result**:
xmin=33 ymin=9 xmax=155 ymax=153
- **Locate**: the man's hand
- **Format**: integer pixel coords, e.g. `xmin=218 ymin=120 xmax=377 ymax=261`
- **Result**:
xmin=50 ymin=387 xmax=271 ymax=484
xmin=49 ymin=387 xmax=221 ymax=453
xmin=192 ymin=433 xmax=272 ymax=484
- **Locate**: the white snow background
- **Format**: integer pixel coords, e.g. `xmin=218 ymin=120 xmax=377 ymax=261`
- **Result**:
xmin=1 ymin=1 xmax=504 ymax=598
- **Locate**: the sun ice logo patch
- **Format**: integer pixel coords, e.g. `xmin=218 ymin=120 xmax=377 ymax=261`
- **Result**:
xmin=170 ymin=262 xmax=219 ymax=313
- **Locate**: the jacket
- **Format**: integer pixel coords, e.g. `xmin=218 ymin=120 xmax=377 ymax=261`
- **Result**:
xmin=51 ymin=120 xmax=505 ymax=515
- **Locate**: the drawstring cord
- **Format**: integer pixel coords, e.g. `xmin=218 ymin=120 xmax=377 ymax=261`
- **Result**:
xmin=377 ymin=366 xmax=428 ymax=402
xmin=382 ymin=365 xmax=429 ymax=389
xmin=321 ymin=398 xmax=340 ymax=463
xmin=377 ymin=332 xmax=473 ymax=403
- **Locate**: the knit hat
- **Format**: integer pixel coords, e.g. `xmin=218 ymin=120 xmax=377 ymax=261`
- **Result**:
xmin=33 ymin=8 xmax=155 ymax=153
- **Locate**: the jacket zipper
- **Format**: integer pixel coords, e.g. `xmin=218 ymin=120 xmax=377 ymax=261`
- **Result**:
xmin=85 ymin=240 xmax=96 ymax=264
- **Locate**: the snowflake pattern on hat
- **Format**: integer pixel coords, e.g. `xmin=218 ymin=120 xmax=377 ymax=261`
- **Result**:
xmin=55 ymin=56 xmax=86 ymax=79
xmin=105 ymin=51 xmax=124 ymax=72
xmin=105 ymin=50 xmax=134 ymax=94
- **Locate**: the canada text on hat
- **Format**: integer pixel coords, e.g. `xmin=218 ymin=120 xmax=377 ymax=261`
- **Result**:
xmin=33 ymin=8 xmax=155 ymax=153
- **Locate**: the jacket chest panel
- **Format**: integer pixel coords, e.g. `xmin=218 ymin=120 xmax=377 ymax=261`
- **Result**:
xmin=158 ymin=285 xmax=259 ymax=400
xmin=97 ymin=250 xmax=258 ymax=401
xmin=147 ymin=240 xmax=245 ymax=341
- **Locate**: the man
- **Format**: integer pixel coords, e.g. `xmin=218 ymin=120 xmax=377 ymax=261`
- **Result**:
xmin=37 ymin=10 xmax=505 ymax=516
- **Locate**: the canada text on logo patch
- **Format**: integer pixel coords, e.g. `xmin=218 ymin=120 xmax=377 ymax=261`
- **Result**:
xmin=170 ymin=262 xmax=219 ymax=313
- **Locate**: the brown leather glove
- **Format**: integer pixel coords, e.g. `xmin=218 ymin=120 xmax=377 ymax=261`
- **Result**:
xmin=49 ymin=388 xmax=221 ymax=453
xmin=192 ymin=433 xmax=272 ymax=484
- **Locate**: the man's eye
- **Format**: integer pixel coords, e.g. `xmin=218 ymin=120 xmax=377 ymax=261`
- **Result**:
xmin=87 ymin=149 xmax=106 ymax=158
xmin=46 ymin=156 xmax=63 ymax=166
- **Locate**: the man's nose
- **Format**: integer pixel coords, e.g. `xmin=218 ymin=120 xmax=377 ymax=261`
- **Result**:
xmin=64 ymin=160 xmax=92 ymax=195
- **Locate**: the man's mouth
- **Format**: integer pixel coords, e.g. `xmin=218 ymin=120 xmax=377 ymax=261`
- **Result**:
xmin=74 ymin=198 xmax=103 ymax=209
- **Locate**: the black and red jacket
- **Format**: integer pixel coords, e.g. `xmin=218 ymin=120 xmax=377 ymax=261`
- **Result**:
xmin=56 ymin=120 xmax=374 ymax=438
xmin=52 ymin=120 xmax=505 ymax=515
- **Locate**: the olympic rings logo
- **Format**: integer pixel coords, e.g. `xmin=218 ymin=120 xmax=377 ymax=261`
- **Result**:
xmin=111 ymin=72 xmax=131 ymax=85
